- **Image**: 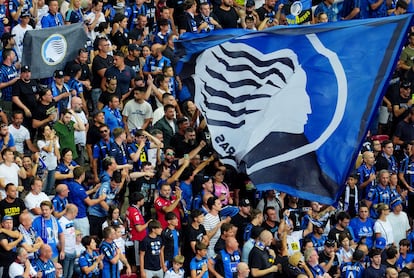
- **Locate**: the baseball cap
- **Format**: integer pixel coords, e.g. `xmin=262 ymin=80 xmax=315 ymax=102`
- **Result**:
xmin=54 ymin=70 xmax=64 ymax=78
xmin=21 ymin=65 xmax=30 ymax=72
xmin=401 ymin=80 xmax=411 ymax=89
xmin=375 ymin=237 xmax=386 ymax=249
xmin=2 ymin=215 xmax=12 ymax=222
xmin=128 ymin=44 xmax=141 ymax=51
xmin=1 ymin=32 xmax=15 ymax=41
xmin=239 ymin=198 xmax=251 ymax=207
xmin=246 ymin=0 xmax=255 ymax=7
xmin=390 ymin=197 xmax=403 ymax=210
xmin=325 ymin=239 xmax=336 ymax=247
xmin=20 ymin=11 xmax=31 ymax=17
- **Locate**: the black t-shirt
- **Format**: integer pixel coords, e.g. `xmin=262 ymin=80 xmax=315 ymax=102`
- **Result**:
xmin=248 ymin=245 xmax=273 ymax=278
xmin=128 ymin=176 xmax=157 ymax=201
xmin=161 ymin=227 xmax=179 ymax=262
xmin=214 ymin=7 xmax=239 ymax=29
xmin=392 ymin=93 xmax=411 ymax=124
xmin=0 ymin=198 xmax=26 ymax=227
xmin=92 ymin=55 xmax=114 ymax=88
xmin=32 ymin=102 xmax=57 ymax=122
xmin=99 ymin=91 xmax=120 ymax=107
xmin=64 ymin=60 xmax=91 ymax=81
xmin=125 ymin=57 xmax=141 ymax=75
xmin=256 ymin=6 xmax=273 ymax=21
xmin=86 ymin=124 xmax=101 ymax=147
xmin=183 ymin=224 xmax=206 ymax=257
xmin=214 ymin=237 xmax=225 ymax=254
xmin=111 ymin=30 xmax=129 ymax=49
xmin=0 ymin=232 xmax=17 ymax=266
xmin=140 ymin=235 xmax=163 ymax=270
xmin=230 ymin=213 xmax=249 ymax=246
xmin=12 ymin=79 xmax=39 ymax=112
xmin=129 ymin=28 xmax=144 ymax=42
xmin=318 ymin=250 xmax=339 ymax=277
xmin=327 ymin=227 xmax=353 ymax=243
xmin=175 ymin=140 xmax=197 ymax=158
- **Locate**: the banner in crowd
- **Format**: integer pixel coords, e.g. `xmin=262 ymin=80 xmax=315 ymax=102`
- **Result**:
xmin=176 ymin=15 xmax=413 ymax=204
xmin=284 ymin=0 xmax=312 ymax=25
xmin=22 ymin=23 xmax=87 ymax=79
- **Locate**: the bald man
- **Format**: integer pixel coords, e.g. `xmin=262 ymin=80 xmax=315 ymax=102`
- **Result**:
xmin=357 ymin=151 xmax=376 ymax=198
xmin=33 ymin=244 xmax=56 ymax=276
xmin=52 ymin=184 xmax=69 ymax=219
xmin=248 ymin=230 xmax=279 ymax=278
xmin=214 ymin=236 xmax=241 ymax=278
xmin=237 ymin=262 xmax=250 ymax=278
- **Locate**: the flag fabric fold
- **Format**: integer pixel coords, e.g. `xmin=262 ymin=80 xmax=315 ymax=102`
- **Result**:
xmin=22 ymin=23 xmax=88 ymax=79
xmin=176 ymin=15 xmax=413 ymax=204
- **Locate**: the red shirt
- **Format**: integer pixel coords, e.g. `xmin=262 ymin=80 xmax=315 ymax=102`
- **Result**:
xmin=154 ymin=195 xmax=181 ymax=230
xmin=126 ymin=205 xmax=146 ymax=241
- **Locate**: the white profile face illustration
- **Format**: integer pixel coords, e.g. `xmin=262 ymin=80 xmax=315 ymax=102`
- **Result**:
xmin=194 ymin=42 xmax=313 ymax=157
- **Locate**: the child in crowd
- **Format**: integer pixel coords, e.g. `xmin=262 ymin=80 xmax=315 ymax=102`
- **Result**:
xmin=164 ymin=255 xmax=185 ymax=278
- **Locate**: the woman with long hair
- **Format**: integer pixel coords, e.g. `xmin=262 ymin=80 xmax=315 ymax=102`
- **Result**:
xmin=111 ymin=13 xmax=129 ymax=50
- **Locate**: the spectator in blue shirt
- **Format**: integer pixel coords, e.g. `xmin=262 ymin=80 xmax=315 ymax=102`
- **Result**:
xmin=41 ymin=0 xmax=64 ymax=28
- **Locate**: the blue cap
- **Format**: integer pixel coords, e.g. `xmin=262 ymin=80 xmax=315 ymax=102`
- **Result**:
xmin=375 ymin=237 xmax=386 ymax=249
xmin=390 ymin=198 xmax=403 ymax=210
xmin=2 ymin=215 xmax=12 ymax=222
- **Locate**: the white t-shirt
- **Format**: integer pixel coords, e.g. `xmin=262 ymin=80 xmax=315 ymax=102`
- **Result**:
xmin=8 ymin=124 xmax=30 ymax=154
xmin=164 ymin=268 xmax=185 ymax=278
xmin=287 ymin=230 xmax=303 ymax=256
xmin=0 ymin=163 xmax=20 ymax=199
xmin=387 ymin=212 xmax=410 ymax=246
xmin=11 ymin=23 xmax=33 ymax=60
xmin=84 ymin=11 xmax=106 ymax=41
xmin=72 ymin=111 xmax=88 ymax=145
xmin=122 ymin=100 xmax=153 ymax=132
xmin=24 ymin=192 xmax=50 ymax=216
xmin=374 ymin=219 xmax=394 ymax=245
xmin=37 ymin=140 xmax=60 ymax=170
xmin=9 ymin=261 xmax=37 ymax=278
xmin=59 ymin=215 xmax=76 ymax=254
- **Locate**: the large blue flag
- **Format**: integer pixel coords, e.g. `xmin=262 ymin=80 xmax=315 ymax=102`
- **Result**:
xmin=176 ymin=15 xmax=413 ymax=204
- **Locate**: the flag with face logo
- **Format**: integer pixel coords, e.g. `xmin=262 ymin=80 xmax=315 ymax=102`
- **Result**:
xmin=175 ymin=15 xmax=413 ymax=204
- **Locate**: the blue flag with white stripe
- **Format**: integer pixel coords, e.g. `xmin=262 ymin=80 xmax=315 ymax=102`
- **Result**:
xmin=176 ymin=15 xmax=413 ymax=204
